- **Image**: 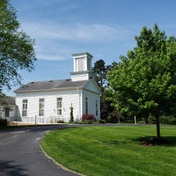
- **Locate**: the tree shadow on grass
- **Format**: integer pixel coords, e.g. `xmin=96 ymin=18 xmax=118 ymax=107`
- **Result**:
xmin=0 ymin=160 xmax=30 ymax=176
xmin=133 ymin=136 xmax=176 ymax=147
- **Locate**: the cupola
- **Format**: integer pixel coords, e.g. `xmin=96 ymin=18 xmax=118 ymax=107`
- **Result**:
xmin=70 ymin=52 xmax=93 ymax=81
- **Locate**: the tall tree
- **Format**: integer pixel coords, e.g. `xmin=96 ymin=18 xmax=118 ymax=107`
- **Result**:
xmin=92 ymin=59 xmax=108 ymax=119
xmin=0 ymin=0 xmax=36 ymax=91
xmin=108 ymin=24 xmax=176 ymax=139
xmin=92 ymin=59 xmax=107 ymax=93
xmin=92 ymin=59 xmax=120 ymax=121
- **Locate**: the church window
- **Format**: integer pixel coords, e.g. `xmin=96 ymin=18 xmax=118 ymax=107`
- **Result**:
xmin=22 ymin=99 xmax=28 ymax=116
xmin=39 ymin=98 xmax=45 ymax=116
xmin=57 ymin=98 xmax=62 ymax=115
xmin=85 ymin=97 xmax=88 ymax=114
xmin=96 ymin=100 xmax=98 ymax=116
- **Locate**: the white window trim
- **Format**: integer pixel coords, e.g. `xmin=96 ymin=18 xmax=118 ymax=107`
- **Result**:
xmin=57 ymin=97 xmax=62 ymax=116
xmin=22 ymin=99 xmax=28 ymax=117
xmin=39 ymin=98 xmax=45 ymax=116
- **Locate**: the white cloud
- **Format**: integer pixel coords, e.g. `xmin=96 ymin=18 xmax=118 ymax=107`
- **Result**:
xmin=34 ymin=43 xmax=73 ymax=61
xmin=75 ymin=23 xmax=129 ymax=41
xmin=21 ymin=20 xmax=131 ymax=41
xmin=19 ymin=20 xmax=134 ymax=61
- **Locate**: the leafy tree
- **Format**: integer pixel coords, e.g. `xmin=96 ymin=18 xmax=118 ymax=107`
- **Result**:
xmin=0 ymin=0 xmax=36 ymax=90
xmin=106 ymin=61 xmax=118 ymax=71
xmin=108 ymin=24 xmax=176 ymax=139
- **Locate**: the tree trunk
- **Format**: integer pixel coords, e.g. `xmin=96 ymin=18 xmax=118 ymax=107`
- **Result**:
xmin=155 ymin=113 xmax=160 ymax=139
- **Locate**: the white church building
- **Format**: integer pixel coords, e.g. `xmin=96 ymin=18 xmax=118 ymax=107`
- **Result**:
xmin=13 ymin=52 xmax=101 ymax=123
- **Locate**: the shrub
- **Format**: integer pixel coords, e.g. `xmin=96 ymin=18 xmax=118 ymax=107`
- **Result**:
xmin=168 ymin=117 xmax=176 ymax=125
xmin=80 ymin=120 xmax=93 ymax=124
xmin=99 ymin=119 xmax=106 ymax=124
xmin=160 ymin=115 xmax=176 ymax=125
xmin=148 ymin=114 xmax=156 ymax=124
xmin=57 ymin=119 xmax=64 ymax=123
xmin=160 ymin=116 xmax=170 ymax=124
xmin=82 ymin=114 xmax=96 ymax=122
xmin=138 ymin=120 xmax=146 ymax=124
xmin=107 ymin=118 xmax=118 ymax=123
xmin=0 ymin=119 xmax=7 ymax=126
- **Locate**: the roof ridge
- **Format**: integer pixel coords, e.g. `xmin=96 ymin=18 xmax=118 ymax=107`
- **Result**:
xmin=28 ymin=78 xmax=71 ymax=83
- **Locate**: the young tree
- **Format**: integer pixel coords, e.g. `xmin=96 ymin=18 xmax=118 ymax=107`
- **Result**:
xmin=108 ymin=24 xmax=176 ymax=139
xmin=70 ymin=103 xmax=74 ymax=122
xmin=0 ymin=0 xmax=36 ymax=91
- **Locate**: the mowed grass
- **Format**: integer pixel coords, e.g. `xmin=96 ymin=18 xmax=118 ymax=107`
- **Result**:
xmin=41 ymin=125 xmax=176 ymax=176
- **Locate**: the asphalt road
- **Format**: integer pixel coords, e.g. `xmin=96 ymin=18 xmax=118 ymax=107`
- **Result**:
xmin=0 ymin=125 xmax=81 ymax=176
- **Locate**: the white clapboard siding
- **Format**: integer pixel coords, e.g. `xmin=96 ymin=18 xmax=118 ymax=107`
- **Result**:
xmin=84 ymin=79 xmax=101 ymax=94
xmin=82 ymin=89 xmax=100 ymax=120
xmin=71 ymin=73 xmax=89 ymax=81
xmin=16 ymin=89 xmax=83 ymax=123
xmin=15 ymin=79 xmax=100 ymax=123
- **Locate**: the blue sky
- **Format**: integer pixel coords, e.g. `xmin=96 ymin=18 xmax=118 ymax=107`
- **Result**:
xmin=3 ymin=0 xmax=176 ymax=96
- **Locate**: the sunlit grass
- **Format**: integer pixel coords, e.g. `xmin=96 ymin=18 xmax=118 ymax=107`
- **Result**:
xmin=41 ymin=125 xmax=176 ymax=176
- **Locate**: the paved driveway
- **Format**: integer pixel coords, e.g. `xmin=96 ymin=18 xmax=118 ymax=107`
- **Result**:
xmin=0 ymin=125 xmax=81 ymax=176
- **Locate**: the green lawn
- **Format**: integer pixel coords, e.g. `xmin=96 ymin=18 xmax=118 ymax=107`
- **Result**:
xmin=41 ymin=125 xmax=176 ymax=176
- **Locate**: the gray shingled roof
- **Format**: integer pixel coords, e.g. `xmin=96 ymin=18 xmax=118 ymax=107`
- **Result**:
xmin=14 ymin=79 xmax=88 ymax=93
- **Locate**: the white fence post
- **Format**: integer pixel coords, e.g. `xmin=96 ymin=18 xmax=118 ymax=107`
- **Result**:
xmin=134 ymin=116 xmax=137 ymax=124
xmin=35 ymin=115 xmax=37 ymax=125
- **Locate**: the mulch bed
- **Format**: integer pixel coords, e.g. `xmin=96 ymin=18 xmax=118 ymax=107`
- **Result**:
xmin=141 ymin=136 xmax=170 ymax=146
